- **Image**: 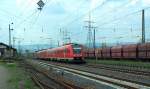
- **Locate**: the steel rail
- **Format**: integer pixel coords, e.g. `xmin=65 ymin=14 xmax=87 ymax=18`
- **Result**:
xmin=23 ymin=61 xmax=83 ymax=89
xmin=86 ymin=64 xmax=150 ymax=76
xmin=34 ymin=60 xmax=150 ymax=89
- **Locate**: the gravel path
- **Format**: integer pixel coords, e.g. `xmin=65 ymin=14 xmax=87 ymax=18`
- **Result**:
xmin=0 ymin=65 xmax=11 ymax=89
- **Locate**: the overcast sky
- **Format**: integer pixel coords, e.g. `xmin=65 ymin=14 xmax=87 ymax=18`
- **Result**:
xmin=0 ymin=0 xmax=150 ymax=46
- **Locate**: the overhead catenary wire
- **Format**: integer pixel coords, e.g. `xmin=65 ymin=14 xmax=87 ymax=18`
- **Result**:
xmin=95 ymin=5 xmax=150 ymax=44
xmin=64 ymin=0 xmax=136 ymax=29
xmin=14 ymin=0 xmax=51 ymax=45
xmin=0 ymin=0 xmax=35 ymax=28
xmin=23 ymin=0 xmax=51 ymax=30
xmin=62 ymin=0 xmax=142 ymax=31
xmin=15 ymin=0 xmax=47 ymax=28
xmin=28 ymin=10 xmax=42 ymax=30
xmin=94 ymin=0 xmax=135 ymax=24
xmin=15 ymin=0 xmax=51 ymax=29
xmin=96 ymin=5 xmax=150 ymax=27
xmin=15 ymin=10 xmax=39 ymax=29
xmin=0 ymin=8 xmax=25 ymax=24
xmin=0 ymin=4 xmax=26 ymax=19
xmin=96 ymin=8 xmax=149 ymax=45
xmin=13 ymin=10 xmax=39 ymax=42
xmin=57 ymin=0 xmax=143 ymax=45
xmin=0 ymin=9 xmax=19 ymax=20
xmin=62 ymin=0 xmax=108 ymax=28
xmin=18 ymin=0 xmax=37 ymax=17
xmin=97 ymin=9 xmax=143 ymax=27
xmin=60 ymin=0 xmax=131 ymax=43
xmin=17 ymin=0 xmax=36 ymax=20
xmin=62 ymin=1 xmax=130 ymax=44
xmin=61 ymin=0 xmax=89 ymax=25
xmin=0 ymin=0 xmax=50 ymax=45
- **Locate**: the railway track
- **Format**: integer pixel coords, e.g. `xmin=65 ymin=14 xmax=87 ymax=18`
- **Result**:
xmin=37 ymin=60 xmax=150 ymax=77
xmin=31 ymin=60 xmax=150 ymax=89
xmin=21 ymin=61 xmax=84 ymax=89
xmin=51 ymin=62 xmax=150 ymax=86
xmin=85 ymin=64 xmax=150 ymax=77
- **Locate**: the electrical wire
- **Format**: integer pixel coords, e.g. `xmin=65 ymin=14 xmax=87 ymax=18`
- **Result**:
xmin=28 ymin=11 xmax=42 ymax=30
xmin=15 ymin=0 xmax=51 ymax=29
xmin=62 ymin=0 xmax=108 ymax=27
xmin=15 ymin=10 xmax=38 ymax=29
xmin=97 ymin=9 xmax=142 ymax=27
xmin=94 ymin=0 xmax=133 ymax=24
xmin=62 ymin=0 xmax=88 ymax=25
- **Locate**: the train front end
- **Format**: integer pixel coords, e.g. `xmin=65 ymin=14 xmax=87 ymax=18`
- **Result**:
xmin=71 ymin=44 xmax=85 ymax=63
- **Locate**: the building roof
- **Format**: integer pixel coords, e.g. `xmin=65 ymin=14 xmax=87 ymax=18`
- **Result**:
xmin=0 ymin=42 xmax=17 ymax=51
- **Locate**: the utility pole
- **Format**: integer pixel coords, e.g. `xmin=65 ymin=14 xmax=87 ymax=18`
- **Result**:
xmin=18 ymin=40 xmax=21 ymax=56
xmin=13 ymin=37 xmax=24 ymax=57
xmin=59 ymin=28 xmax=63 ymax=45
xmin=85 ymin=13 xmax=97 ymax=57
xmin=93 ymin=27 xmax=97 ymax=57
xmin=17 ymin=38 xmax=24 ymax=56
xmin=65 ymin=30 xmax=71 ymax=44
xmin=85 ymin=14 xmax=94 ymax=48
xmin=46 ymin=38 xmax=52 ymax=48
xmin=61 ymin=29 xmax=71 ymax=45
xmin=40 ymin=37 xmax=53 ymax=48
xmin=9 ymin=22 xmax=13 ymax=58
xmin=57 ymin=40 xmax=60 ymax=47
xmin=13 ymin=37 xmax=16 ymax=48
xmin=142 ymin=9 xmax=145 ymax=43
xmin=9 ymin=23 xmax=13 ymax=47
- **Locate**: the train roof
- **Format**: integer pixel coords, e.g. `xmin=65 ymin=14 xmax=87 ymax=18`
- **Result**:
xmin=35 ymin=43 xmax=82 ymax=53
xmin=62 ymin=43 xmax=82 ymax=46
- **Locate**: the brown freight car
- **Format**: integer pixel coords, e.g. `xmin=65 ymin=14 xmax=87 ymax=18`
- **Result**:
xmin=96 ymin=48 xmax=102 ymax=58
xmin=138 ymin=43 xmax=150 ymax=59
xmin=146 ymin=43 xmax=150 ymax=59
xmin=138 ymin=43 xmax=147 ymax=58
xmin=102 ymin=47 xmax=111 ymax=59
xmin=88 ymin=48 xmax=95 ymax=58
xmin=83 ymin=48 xmax=95 ymax=58
xmin=123 ymin=44 xmax=137 ymax=59
xmin=83 ymin=48 xmax=88 ymax=58
xmin=111 ymin=46 xmax=122 ymax=59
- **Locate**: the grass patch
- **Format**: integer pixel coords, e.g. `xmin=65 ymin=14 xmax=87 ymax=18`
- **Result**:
xmin=2 ymin=61 xmax=39 ymax=89
xmin=86 ymin=59 xmax=150 ymax=69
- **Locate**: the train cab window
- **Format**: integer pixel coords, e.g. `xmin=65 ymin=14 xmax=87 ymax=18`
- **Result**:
xmin=72 ymin=44 xmax=81 ymax=54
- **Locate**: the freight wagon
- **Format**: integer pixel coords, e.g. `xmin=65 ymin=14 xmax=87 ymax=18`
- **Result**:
xmin=84 ymin=43 xmax=150 ymax=61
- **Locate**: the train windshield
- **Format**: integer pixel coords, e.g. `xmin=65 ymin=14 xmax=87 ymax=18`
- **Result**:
xmin=72 ymin=44 xmax=81 ymax=54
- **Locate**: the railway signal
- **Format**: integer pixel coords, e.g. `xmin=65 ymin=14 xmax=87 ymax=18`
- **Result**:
xmin=37 ymin=0 xmax=45 ymax=11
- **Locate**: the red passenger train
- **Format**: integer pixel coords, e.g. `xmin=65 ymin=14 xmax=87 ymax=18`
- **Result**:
xmin=36 ymin=43 xmax=85 ymax=63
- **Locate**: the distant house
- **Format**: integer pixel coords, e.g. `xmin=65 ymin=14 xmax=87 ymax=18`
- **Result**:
xmin=0 ymin=43 xmax=17 ymax=58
